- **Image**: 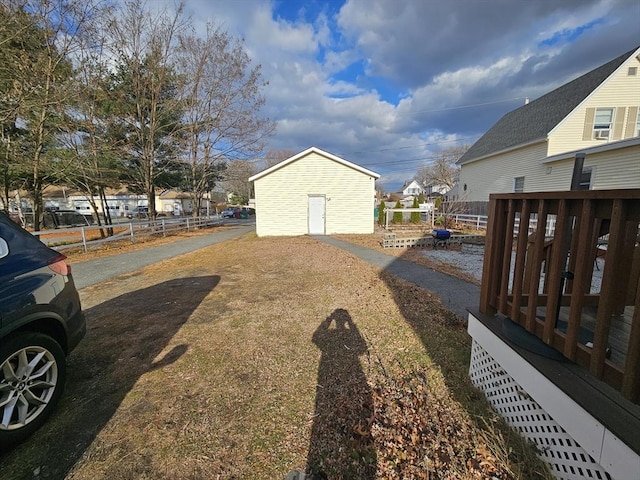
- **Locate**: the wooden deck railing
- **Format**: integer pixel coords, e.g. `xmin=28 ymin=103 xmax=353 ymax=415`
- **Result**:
xmin=479 ymin=189 xmax=640 ymax=404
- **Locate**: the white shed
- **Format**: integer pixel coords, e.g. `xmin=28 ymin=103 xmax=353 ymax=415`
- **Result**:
xmin=249 ymin=147 xmax=380 ymax=237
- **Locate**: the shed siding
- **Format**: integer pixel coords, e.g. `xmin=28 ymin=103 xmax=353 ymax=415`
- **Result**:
xmin=549 ymin=56 xmax=640 ymax=155
xmin=458 ymin=143 xmax=548 ymax=202
xmin=254 ymin=151 xmax=376 ymax=237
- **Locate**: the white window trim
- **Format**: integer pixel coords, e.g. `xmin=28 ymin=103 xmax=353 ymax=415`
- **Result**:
xmin=514 ymin=176 xmax=525 ymax=193
xmin=579 ymin=167 xmax=594 ymax=190
xmin=593 ymin=107 xmax=614 ymax=140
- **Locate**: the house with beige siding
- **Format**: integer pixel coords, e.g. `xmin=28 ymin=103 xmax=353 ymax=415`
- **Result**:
xmin=248 ymin=147 xmax=379 ymax=237
xmin=458 ymin=45 xmax=640 ymax=203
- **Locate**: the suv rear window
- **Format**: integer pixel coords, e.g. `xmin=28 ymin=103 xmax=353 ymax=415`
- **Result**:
xmin=0 ymin=212 xmax=60 ymax=276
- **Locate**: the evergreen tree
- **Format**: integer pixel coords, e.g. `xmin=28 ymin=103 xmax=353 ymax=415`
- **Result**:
xmin=410 ymin=197 xmax=421 ymax=223
xmin=378 ymin=200 xmax=386 ymax=225
xmin=0 ymin=2 xmax=78 ymax=228
xmin=392 ymin=200 xmax=403 ymax=224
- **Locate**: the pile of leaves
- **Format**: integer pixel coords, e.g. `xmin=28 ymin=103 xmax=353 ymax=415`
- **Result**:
xmin=370 ymin=369 xmax=515 ymax=479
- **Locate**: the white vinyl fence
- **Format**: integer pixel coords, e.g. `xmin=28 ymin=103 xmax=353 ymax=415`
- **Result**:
xmin=449 ymin=213 xmax=557 ymax=237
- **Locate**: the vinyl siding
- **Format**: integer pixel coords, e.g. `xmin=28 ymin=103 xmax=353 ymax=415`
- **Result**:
xmin=458 ymin=143 xmax=548 ymax=201
xmin=549 ymin=55 xmax=640 ymax=155
xmin=584 ymin=144 xmax=640 ymax=190
xmin=532 ymin=144 xmax=640 ymax=191
xmin=253 ymin=152 xmax=376 ymax=236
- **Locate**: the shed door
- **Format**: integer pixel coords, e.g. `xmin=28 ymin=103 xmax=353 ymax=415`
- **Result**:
xmin=308 ymin=195 xmax=326 ymax=235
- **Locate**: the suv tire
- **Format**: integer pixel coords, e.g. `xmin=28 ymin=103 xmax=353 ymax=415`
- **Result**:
xmin=0 ymin=332 xmax=67 ymax=448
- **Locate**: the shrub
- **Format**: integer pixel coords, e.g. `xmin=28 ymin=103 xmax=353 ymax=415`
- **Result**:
xmin=410 ymin=197 xmax=421 ymax=224
xmin=392 ymin=200 xmax=403 ymax=224
xmin=378 ymin=200 xmax=386 ymax=225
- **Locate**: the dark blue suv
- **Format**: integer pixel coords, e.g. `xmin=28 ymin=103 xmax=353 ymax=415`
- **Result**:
xmin=0 ymin=211 xmax=86 ymax=448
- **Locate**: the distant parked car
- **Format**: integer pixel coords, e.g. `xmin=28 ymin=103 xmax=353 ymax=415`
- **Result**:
xmin=42 ymin=210 xmax=93 ymax=229
xmin=21 ymin=210 xmax=92 ymax=229
xmin=221 ymin=208 xmax=236 ymax=218
xmin=0 ymin=211 xmax=86 ymax=447
xmin=126 ymin=206 xmax=149 ymax=219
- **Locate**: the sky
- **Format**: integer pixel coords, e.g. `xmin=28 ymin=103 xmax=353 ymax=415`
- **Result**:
xmin=170 ymin=0 xmax=639 ymax=192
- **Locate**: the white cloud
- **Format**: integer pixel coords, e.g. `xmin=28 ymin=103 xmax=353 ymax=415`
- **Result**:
xmin=153 ymin=0 xmax=639 ymax=190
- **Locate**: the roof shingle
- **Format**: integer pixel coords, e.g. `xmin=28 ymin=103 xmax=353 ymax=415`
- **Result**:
xmin=458 ymin=46 xmax=639 ymax=164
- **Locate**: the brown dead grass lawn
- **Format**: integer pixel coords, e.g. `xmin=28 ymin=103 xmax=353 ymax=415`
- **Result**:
xmin=0 ymin=233 xmax=550 ymax=480
xmin=60 ymin=225 xmax=238 ymax=264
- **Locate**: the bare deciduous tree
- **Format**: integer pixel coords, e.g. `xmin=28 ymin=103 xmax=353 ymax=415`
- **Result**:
xmin=263 ymin=148 xmax=296 ymax=169
xmin=222 ymin=159 xmax=256 ymax=206
xmin=177 ymin=24 xmax=274 ymax=216
xmin=415 ymin=145 xmax=469 ymax=192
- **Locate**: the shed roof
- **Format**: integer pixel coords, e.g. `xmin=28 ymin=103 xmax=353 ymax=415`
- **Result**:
xmin=249 ymin=146 xmax=380 ymax=182
xmin=458 ymin=46 xmax=640 ymax=165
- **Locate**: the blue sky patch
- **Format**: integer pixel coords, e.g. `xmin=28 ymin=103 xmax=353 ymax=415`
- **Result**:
xmin=539 ymin=18 xmax=605 ymax=47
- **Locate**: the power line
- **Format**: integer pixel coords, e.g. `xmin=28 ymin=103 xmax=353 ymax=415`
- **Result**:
xmin=406 ymin=97 xmax=524 ymax=115
xmin=344 ymin=137 xmax=473 ymax=155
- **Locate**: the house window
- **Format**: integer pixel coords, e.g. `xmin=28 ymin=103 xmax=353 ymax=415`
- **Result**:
xmin=593 ymin=108 xmax=614 ymax=139
xmin=578 ymin=167 xmax=593 ymax=190
xmin=514 ymin=176 xmax=525 ymax=193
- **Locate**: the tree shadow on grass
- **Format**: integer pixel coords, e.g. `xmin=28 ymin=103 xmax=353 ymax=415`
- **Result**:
xmin=0 ymin=275 xmax=220 ymax=480
xmin=305 ymin=308 xmax=376 ymax=480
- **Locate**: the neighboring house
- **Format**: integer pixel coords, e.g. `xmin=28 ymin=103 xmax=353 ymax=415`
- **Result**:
xmin=40 ymin=186 xmax=197 ymax=218
xmin=155 ymin=190 xmax=194 ymax=216
xmin=423 ymin=181 xmax=450 ymax=197
xmin=442 ymin=183 xmax=459 ymax=202
xmin=458 ymin=45 xmax=640 ymax=203
xmin=249 ymin=147 xmax=380 ymax=236
xmin=399 ymin=180 xmax=424 ymax=196
xmin=42 ymin=186 xmax=146 ymax=218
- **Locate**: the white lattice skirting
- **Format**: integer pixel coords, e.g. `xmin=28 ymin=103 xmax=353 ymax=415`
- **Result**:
xmin=468 ymin=314 xmax=639 ymax=480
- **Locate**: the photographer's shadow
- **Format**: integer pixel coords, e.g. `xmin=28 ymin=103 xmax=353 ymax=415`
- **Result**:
xmin=306 ymin=308 xmax=376 ymax=479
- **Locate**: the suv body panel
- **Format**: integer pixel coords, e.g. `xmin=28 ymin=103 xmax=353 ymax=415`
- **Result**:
xmin=0 ymin=212 xmax=86 ymax=353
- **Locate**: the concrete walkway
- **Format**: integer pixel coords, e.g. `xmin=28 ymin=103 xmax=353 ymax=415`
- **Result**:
xmin=71 ymin=224 xmax=479 ymax=319
xmin=314 ymin=236 xmax=479 ymax=319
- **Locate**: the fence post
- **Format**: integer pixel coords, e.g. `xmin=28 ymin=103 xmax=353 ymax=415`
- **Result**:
xmin=186 ymin=217 xmax=190 ymax=232
xmin=129 ymin=222 xmax=135 ymax=244
xmin=162 ymin=220 xmax=166 ymax=237
xmin=477 ymin=215 xmax=481 ymax=229
xmin=81 ymin=227 xmax=87 ymax=253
